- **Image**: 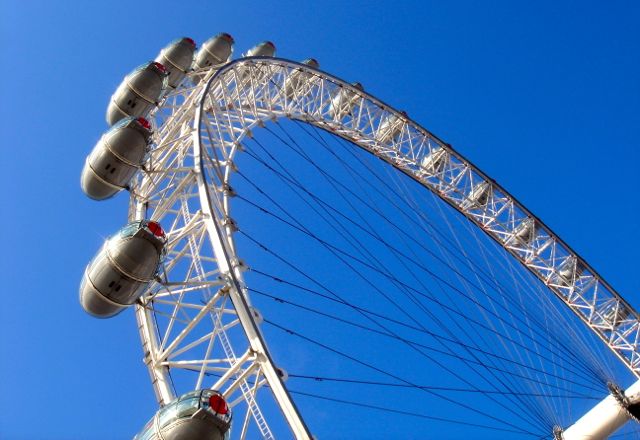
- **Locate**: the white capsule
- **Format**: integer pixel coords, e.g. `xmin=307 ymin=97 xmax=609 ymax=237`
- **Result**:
xmin=133 ymin=390 xmax=231 ymax=440
xmin=243 ymin=41 xmax=276 ymax=57
xmin=377 ymin=111 xmax=407 ymax=144
xmin=420 ymin=147 xmax=448 ymax=175
xmin=467 ymin=181 xmax=491 ymax=207
xmin=194 ymin=33 xmax=234 ymax=70
xmin=80 ymin=220 xmax=166 ymax=318
xmin=328 ymin=82 xmax=364 ymax=120
xmin=556 ymin=256 xmax=583 ymax=287
xmin=156 ymin=37 xmax=197 ymax=88
xmin=283 ymin=58 xmax=320 ymax=100
xmin=81 ymin=117 xmax=152 ymax=200
xmin=512 ymin=218 xmax=537 ymax=245
xmin=106 ymin=61 xmax=168 ymax=126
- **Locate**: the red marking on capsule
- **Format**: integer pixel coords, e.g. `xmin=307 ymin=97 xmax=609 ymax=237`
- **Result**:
xmin=209 ymin=394 xmax=228 ymax=415
xmin=147 ymin=221 xmax=165 ymax=237
xmin=153 ymin=62 xmax=167 ymax=73
xmin=184 ymin=37 xmax=196 ymax=46
xmin=221 ymin=33 xmax=234 ymax=43
xmin=265 ymin=41 xmax=275 ymax=49
xmin=137 ymin=117 xmax=151 ymax=130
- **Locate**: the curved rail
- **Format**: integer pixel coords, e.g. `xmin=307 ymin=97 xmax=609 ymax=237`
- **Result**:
xmin=199 ymin=56 xmax=640 ymax=379
xmin=193 ymin=67 xmax=312 ymax=438
xmin=131 ymin=56 xmax=640 ymax=439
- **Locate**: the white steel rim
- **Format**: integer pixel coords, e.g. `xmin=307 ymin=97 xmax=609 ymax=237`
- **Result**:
xmin=129 ymin=57 xmax=640 ymax=439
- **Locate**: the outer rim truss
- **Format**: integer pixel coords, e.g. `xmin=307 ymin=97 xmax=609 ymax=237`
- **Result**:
xmin=130 ymin=57 xmax=640 ymax=439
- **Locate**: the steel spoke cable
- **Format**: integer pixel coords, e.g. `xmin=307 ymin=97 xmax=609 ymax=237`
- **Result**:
xmin=288 ymin=389 xmax=541 ymax=437
xmin=286 ymin=121 xmax=609 ymax=387
xmin=416 ymin=179 xmax=619 ymax=425
xmin=448 ymin=203 xmax=613 ymax=423
xmin=196 ymin=365 xmax=544 ymax=436
xmin=287 ymin=374 xmax=599 ymax=400
xmin=268 ymin=121 xmax=573 ymax=424
xmin=239 ymin=220 xmax=547 ymax=432
xmin=264 ymin=317 xmax=542 ymax=436
xmin=312 ymin=122 xmax=622 ymax=427
xmin=382 ymin=153 xmax=577 ymax=427
xmin=295 ymin=118 xmax=541 ymax=312
xmin=248 ymin=284 xmax=603 ymax=397
xmin=240 ymin=109 xmax=608 ymax=430
xmin=239 ymin=227 xmax=604 ymax=398
xmin=234 ymin=161 xmax=604 ymax=393
xmin=249 ymin=267 xmax=605 ymax=396
xmin=236 ymin=196 xmax=604 ymax=394
xmin=263 ymin=123 xmax=562 ymax=426
xmin=291 ymin=126 xmax=580 ymax=428
xmin=306 ymin=120 xmax=598 ymax=360
xmin=265 ymin=122 xmax=591 ymax=364
xmin=231 ymin=175 xmax=548 ymax=431
xmin=420 ymin=170 xmax=611 ymax=385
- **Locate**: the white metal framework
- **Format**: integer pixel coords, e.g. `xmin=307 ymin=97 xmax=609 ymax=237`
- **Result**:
xmin=129 ymin=57 xmax=640 ymax=438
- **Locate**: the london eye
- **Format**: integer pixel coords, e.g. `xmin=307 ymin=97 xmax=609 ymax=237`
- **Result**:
xmin=78 ymin=33 xmax=640 ymax=439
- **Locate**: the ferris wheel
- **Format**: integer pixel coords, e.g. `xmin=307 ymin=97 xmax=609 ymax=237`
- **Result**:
xmin=79 ymin=33 xmax=640 ymax=439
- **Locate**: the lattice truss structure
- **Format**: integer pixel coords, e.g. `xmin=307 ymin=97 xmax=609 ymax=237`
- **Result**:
xmin=128 ymin=57 xmax=639 ymax=439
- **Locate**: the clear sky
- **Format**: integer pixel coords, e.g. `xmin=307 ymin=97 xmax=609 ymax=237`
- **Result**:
xmin=1 ymin=1 xmax=639 ymax=439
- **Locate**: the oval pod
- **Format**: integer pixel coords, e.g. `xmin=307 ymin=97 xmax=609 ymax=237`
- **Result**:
xmin=106 ymin=61 xmax=168 ymax=126
xmin=81 ymin=117 xmax=152 ymax=200
xmin=329 ymin=82 xmax=364 ymax=119
xmin=194 ymin=33 xmax=234 ymax=70
xmin=243 ymin=41 xmax=276 ymax=57
xmin=80 ymin=220 xmax=166 ymax=318
xmin=283 ymin=58 xmax=320 ymax=100
xmin=133 ymin=390 xmax=232 ymax=440
xmin=156 ymin=37 xmax=197 ymax=88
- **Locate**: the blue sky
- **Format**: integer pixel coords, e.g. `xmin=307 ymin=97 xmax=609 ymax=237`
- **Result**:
xmin=1 ymin=1 xmax=639 ymax=439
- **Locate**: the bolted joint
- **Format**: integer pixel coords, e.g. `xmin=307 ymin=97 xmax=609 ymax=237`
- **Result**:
xmin=221 ymin=216 xmax=239 ymax=232
xmin=275 ymin=366 xmax=289 ymax=382
xmin=218 ymin=183 xmax=236 ymax=197
xmin=250 ymin=306 xmax=263 ymax=324
xmin=218 ymin=276 xmax=233 ymax=295
xmin=230 ymin=256 xmax=248 ymax=271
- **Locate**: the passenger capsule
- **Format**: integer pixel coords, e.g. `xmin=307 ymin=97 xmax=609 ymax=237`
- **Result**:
xmin=283 ymin=58 xmax=320 ymax=100
xmin=301 ymin=58 xmax=319 ymax=68
xmin=80 ymin=220 xmax=166 ymax=318
xmin=194 ymin=33 xmax=234 ymax=70
xmin=420 ymin=147 xmax=448 ymax=175
xmin=466 ymin=181 xmax=491 ymax=207
xmin=243 ymin=41 xmax=276 ymax=57
xmin=598 ymin=300 xmax=630 ymax=328
xmin=106 ymin=61 xmax=168 ymax=126
xmin=377 ymin=111 xmax=407 ymax=144
xmin=512 ymin=218 xmax=536 ymax=245
xmin=329 ymin=82 xmax=364 ymax=120
xmin=556 ymin=256 xmax=584 ymax=287
xmin=133 ymin=389 xmax=232 ymax=440
xmin=81 ymin=117 xmax=152 ymax=200
xmin=156 ymin=37 xmax=197 ymax=88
